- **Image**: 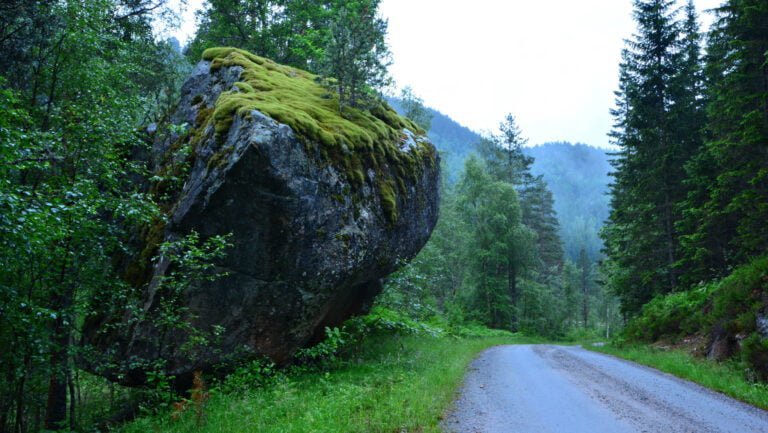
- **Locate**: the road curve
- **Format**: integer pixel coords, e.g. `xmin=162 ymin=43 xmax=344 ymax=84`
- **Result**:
xmin=441 ymin=345 xmax=768 ymax=433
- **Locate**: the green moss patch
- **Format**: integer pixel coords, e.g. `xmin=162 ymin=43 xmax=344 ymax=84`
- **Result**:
xmin=200 ymin=47 xmax=436 ymax=223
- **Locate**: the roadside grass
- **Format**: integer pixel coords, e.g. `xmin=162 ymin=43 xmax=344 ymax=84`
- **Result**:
xmin=117 ymin=333 xmax=540 ymax=433
xmin=587 ymin=343 xmax=768 ymax=410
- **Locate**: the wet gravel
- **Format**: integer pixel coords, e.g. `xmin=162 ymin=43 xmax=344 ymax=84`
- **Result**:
xmin=441 ymin=345 xmax=768 ymax=433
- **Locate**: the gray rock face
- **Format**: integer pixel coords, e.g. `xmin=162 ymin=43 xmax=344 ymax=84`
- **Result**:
xmin=82 ymin=59 xmax=439 ymax=385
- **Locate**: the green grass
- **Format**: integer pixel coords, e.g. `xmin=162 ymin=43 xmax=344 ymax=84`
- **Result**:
xmin=587 ymin=343 xmax=768 ymax=410
xmin=117 ymin=333 xmax=539 ymax=433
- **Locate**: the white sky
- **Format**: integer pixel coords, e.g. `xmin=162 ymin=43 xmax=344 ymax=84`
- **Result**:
xmin=169 ymin=0 xmax=723 ymax=148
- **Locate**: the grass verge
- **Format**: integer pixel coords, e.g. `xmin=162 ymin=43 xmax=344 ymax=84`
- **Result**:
xmin=587 ymin=343 xmax=768 ymax=410
xmin=117 ymin=333 xmax=539 ymax=433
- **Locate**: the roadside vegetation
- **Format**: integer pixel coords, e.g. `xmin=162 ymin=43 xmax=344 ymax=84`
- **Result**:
xmin=587 ymin=254 xmax=768 ymax=409
xmin=117 ymin=308 xmax=540 ymax=433
xmin=588 ymin=343 xmax=768 ymax=410
xmin=600 ymin=0 xmax=768 ymax=392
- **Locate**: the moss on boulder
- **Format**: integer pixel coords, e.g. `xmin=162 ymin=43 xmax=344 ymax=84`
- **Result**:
xmin=200 ymin=47 xmax=435 ymax=222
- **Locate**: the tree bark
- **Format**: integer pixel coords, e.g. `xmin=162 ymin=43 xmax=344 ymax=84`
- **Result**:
xmin=44 ymin=318 xmax=68 ymax=431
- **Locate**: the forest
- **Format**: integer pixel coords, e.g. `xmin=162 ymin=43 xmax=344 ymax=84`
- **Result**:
xmin=0 ymin=0 xmax=767 ymax=432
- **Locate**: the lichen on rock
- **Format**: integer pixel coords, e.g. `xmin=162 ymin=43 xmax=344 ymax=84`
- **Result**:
xmin=81 ymin=48 xmax=440 ymax=386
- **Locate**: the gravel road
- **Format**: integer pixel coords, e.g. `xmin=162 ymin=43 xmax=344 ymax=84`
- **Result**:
xmin=441 ymin=345 xmax=768 ymax=433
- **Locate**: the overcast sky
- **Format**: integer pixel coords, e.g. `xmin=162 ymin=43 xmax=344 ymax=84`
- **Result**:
xmin=170 ymin=0 xmax=723 ymax=148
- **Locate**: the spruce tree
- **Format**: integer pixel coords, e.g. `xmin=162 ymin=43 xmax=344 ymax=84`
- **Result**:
xmin=602 ymin=0 xmax=704 ymax=314
xmin=523 ymin=176 xmax=565 ymax=279
xmin=678 ymin=0 xmax=768 ymax=282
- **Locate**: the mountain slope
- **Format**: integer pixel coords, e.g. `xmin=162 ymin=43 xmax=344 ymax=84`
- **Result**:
xmin=525 ymin=142 xmax=611 ymax=261
xmin=389 ymin=100 xmax=611 ymax=262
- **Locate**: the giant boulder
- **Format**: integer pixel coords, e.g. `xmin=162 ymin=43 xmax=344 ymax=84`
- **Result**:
xmin=82 ymin=48 xmax=439 ymax=385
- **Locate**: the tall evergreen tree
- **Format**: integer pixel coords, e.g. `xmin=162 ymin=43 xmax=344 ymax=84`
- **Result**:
xmin=678 ymin=0 xmax=768 ymax=283
xmin=523 ymin=176 xmax=565 ymax=279
xmin=578 ymin=248 xmax=591 ymax=328
xmin=602 ymin=0 xmax=704 ymax=314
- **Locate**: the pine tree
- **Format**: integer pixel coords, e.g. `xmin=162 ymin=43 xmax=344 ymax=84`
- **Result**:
xmin=578 ymin=248 xmax=591 ymax=328
xmin=399 ymin=85 xmax=433 ymax=131
xmin=522 ymin=176 xmax=564 ymax=279
xmin=323 ymin=0 xmax=391 ymax=109
xmin=476 ymin=114 xmax=534 ymax=186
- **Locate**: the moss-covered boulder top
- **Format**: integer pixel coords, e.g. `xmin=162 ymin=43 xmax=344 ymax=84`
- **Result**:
xmin=203 ymin=47 xmax=421 ymax=149
xmin=82 ymin=47 xmax=440 ymax=386
xmin=202 ymin=47 xmax=434 ymax=195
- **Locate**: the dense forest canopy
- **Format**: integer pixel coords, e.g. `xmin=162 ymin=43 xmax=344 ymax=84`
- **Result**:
xmin=602 ymin=0 xmax=768 ymax=378
xmin=1 ymin=0 xmax=767 ymax=431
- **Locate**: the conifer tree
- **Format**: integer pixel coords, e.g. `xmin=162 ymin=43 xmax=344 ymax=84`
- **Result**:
xmin=399 ymin=85 xmax=433 ymax=131
xmin=524 ymin=177 xmax=565 ymax=279
xmin=323 ymin=0 xmax=391 ymax=109
xmin=602 ymin=0 xmax=704 ymax=314
xmin=678 ymin=0 xmax=768 ymax=283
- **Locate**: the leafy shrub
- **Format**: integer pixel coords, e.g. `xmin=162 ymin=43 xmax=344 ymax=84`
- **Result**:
xmin=294 ymin=326 xmax=348 ymax=369
xmin=218 ymin=358 xmax=279 ymax=394
xmin=711 ymin=255 xmax=768 ymax=335
xmin=624 ymin=256 xmax=768 ymax=382
xmin=742 ymin=333 xmax=768 ymax=382
xmin=449 ymin=322 xmax=517 ymax=338
xmin=292 ymin=307 xmax=446 ymax=371
xmin=624 ymin=283 xmax=716 ymax=341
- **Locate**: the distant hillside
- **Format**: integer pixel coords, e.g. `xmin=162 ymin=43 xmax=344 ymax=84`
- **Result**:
xmin=525 ymin=143 xmax=611 ymax=262
xmin=387 ymin=98 xmax=480 ymax=182
xmin=389 ymin=99 xmax=611 ymax=262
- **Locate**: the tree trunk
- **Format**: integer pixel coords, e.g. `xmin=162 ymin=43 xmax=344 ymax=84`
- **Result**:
xmin=663 ymin=188 xmax=677 ymax=290
xmin=44 ymin=320 xmax=68 ymax=431
xmin=507 ymin=260 xmax=517 ymax=331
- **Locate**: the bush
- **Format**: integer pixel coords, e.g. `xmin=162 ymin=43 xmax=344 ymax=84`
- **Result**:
xmin=711 ymin=255 xmax=768 ymax=335
xmin=625 ymin=283 xmax=716 ymax=341
xmin=624 ymin=255 xmax=768 ymax=382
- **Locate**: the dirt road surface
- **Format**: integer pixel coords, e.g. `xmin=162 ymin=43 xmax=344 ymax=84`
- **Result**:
xmin=442 ymin=345 xmax=768 ymax=433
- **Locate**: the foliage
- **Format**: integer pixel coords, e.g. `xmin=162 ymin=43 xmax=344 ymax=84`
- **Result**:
xmin=399 ymin=86 xmax=432 ymax=132
xmin=676 ymin=0 xmax=768 ymax=284
xmin=0 ymin=1 xmax=230 ymax=431
xmin=602 ymin=0 xmax=705 ymax=316
xmin=624 ymin=284 xmax=715 ymax=341
xmin=190 ymin=1 xmax=392 ymax=109
xmin=389 ymin=96 xmax=613 ymax=262
xmin=188 ymin=0 xmax=330 ymax=72
xmin=622 ymin=255 xmax=768 ymax=377
xmin=379 ymin=114 xmax=619 ymax=339
xmin=116 ymin=333 xmax=537 ymax=433
xmin=322 ymin=0 xmax=391 ymax=109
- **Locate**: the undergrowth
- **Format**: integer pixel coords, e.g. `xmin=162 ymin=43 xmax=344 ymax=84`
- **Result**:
xmin=116 ymin=307 xmax=538 ymax=433
xmin=622 ymin=255 xmax=768 ymax=379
